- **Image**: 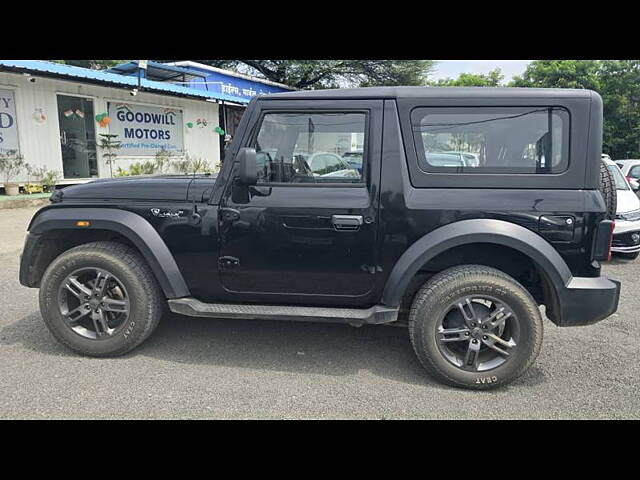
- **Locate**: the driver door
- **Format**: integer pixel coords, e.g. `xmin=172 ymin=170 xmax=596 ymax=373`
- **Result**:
xmin=218 ymin=101 xmax=383 ymax=304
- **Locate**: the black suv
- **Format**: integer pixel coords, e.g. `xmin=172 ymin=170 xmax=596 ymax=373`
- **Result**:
xmin=19 ymin=87 xmax=621 ymax=389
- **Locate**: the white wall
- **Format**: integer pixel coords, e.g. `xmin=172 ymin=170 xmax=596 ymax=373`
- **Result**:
xmin=0 ymin=71 xmax=220 ymax=182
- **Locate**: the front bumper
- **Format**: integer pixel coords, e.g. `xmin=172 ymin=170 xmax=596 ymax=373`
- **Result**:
xmin=612 ymin=218 xmax=640 ymax=253
xmin=554 ymin=275 xmax=621 ymax=326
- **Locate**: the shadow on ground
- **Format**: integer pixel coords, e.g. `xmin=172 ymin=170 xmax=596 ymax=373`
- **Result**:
xmin=0 ymin=311 xmax=546 ymax=390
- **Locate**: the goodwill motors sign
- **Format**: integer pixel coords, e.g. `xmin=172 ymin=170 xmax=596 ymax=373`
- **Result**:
xmin=0 ymin=89 xmax=19 ymax=153
xmin=107 ymin=102 xmax=184 ymax=155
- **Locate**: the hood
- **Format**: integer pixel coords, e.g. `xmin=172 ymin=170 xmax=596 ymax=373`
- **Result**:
xmin=617 ymin=189 xmax=640 ymax=214
xmin=55 ymin=174 xmax=217 ymax=203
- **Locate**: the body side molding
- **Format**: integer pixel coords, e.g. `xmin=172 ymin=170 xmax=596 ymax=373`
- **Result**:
xmin=381 ymin=218 xmax=573 ymax=307
xmin=29 ymin=207 xmax=190 ymax=298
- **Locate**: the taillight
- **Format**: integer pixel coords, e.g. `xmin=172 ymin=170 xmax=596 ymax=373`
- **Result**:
xmin=593 ymin=219 xmax=615 ymax=262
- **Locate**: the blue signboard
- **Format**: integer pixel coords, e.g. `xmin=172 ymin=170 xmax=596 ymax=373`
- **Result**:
xmin=185 ymin=66 xmax=292 ymax=103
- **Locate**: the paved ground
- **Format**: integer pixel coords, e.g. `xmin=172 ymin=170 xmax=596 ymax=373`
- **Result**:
xmin=1 ymin=206 xmax=638 ymax=419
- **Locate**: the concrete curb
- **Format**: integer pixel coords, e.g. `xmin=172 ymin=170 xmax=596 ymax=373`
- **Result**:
xmin=0 ymin=197 xmax=50 ymax=210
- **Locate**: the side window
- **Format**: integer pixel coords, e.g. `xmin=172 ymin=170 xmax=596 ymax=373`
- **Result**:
xmin=629 ymin=165 xmax=640 ymax=179
xmin=252 ymin=112 xmax=365 ymax=184
xmin=411 ymin=107 xmax=570 ymax=174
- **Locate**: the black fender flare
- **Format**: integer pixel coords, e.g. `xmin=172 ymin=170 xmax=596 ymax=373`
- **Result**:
xmin=381 ymin=218 xmax=572 ymax=307
xmin=29 ymin=207 xmax=190 ymax=299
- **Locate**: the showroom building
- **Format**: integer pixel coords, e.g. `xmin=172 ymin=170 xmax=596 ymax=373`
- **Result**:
xmin=0 ymin=60 xmax=292 ymax=185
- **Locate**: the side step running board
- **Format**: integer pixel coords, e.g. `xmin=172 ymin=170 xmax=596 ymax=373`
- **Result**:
xmin=168 ymin=298 xmax=399 ymax=326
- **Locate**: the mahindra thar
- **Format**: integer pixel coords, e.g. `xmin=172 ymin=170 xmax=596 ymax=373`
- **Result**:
xmin=19 ymin=87 xmax=621 ymax=389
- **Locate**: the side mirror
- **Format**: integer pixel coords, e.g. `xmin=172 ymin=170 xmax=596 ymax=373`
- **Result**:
xmin=236 ymin=147 xmax=257 ymax=185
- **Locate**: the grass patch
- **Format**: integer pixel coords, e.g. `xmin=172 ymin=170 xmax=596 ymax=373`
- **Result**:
xmin=0 ymin=192 xmax=50 ymax=202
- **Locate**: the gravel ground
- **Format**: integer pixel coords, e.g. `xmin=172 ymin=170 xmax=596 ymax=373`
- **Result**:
xmin=1 ymin=206 xmax=638 ymax=419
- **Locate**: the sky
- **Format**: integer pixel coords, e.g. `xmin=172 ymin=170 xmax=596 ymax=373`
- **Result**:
xmin=431 ymin=60 xmax=532 ymax=82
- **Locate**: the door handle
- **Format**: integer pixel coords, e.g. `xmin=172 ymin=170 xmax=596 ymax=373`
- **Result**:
xmin=220 ymin=208 xmax=240 ymax=222
xmin=331 ymin=215 xmax=363 ymax=230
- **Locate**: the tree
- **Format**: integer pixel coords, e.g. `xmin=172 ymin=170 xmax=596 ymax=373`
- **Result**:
xmin=430 ymin=68 xmax=504 ymax=87
xmin=52 ymin=59 xmax=435 ymax=88
xmin=510 ymin=60 xmax=640 ymax=158
xmin=598 ymin=61 xmax=640 ymax=158
xmin=194 ymin=60 xmax=435 ymax=89
xmin=98 ymin=134 xmax=122 ymax=177
xmin=54 ymin=60 xmax=125 ymax=70
xmin=509 ymin=60 xmax=601 ymax=90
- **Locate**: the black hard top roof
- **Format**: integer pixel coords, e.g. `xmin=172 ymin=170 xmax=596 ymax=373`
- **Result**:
xmin=260 ymin=86 xmax=594 ymax=101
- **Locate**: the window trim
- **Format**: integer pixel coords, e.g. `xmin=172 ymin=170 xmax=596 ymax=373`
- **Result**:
xmin=409 ymin=105 xmax=572 ymax=176
xmin=247 ymin=109 xmax=370 ymax=187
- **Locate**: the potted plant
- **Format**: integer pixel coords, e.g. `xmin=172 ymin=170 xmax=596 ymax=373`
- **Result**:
xmin=23 ymin=163 xmax=45 ymax=194
xmin=41 ymin=168 xmax=62 ymax=193
xmin=0 ymin=150 xmax=25 ymax=196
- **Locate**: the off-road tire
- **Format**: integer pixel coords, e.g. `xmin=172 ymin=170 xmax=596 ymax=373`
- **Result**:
xmin=39 ymin=241 xmax=164 ymax=357
xmin=600 ymin=160 xmax=617 ymax=220
xmin=408 ymin=265 xmax=543 ymax=390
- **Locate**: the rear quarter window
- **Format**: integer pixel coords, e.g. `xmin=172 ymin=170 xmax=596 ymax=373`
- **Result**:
xmin=411 ymin=106 xmax=570 ymax=174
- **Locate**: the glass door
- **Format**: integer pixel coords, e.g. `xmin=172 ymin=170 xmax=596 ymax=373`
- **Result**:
xmin=57 ymin=95 xmax=98 ymax=178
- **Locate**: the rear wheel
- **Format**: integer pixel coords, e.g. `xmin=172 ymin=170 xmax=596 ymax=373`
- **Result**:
xmin=39 ymin=241 xmax=164 ymax=357
xmin=408 ymin=265 xmax=543 ymax=390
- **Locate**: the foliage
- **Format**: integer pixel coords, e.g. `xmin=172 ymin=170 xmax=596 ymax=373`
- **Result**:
xmin=30 ymin=165 xmax=48 ymax=181
xmin=41 ymin=169 xmax=62 ymax=189
xmin=173 ymin=159 xmax=191 ymax=174
xmin=24 ymin=183 xmax=44 ymax=194
xmin=114 ymin=167 xmax=129 ymax=177
xmin=598 ymin=61 xmax=640 ymax=158
xmin=23 ymin=163 xmax=46 ymax=193
xmin=510 ymin=60 xmax=602 ymax=90
xmin=189 ymin=157 xmax=210 ymax=174
xmin=195 ymin=60 xmax=435 ymax=89
xmin=98 ymin=134 xmax=122 ymax=177
xmin=53 ymin=60 xmax=125 ymax=70
xmin=140 ymin=161 xmax=157 ymax=174
xmin=53 ymin=59 xmax=435 ymax=89
xmin=128 ymin=161 xmax=157 ymax=176
xmin=172 ymin=154 xmax=212 ymax=175
xmin=0 ymin=150 xmax=26 ymax=184
xmin=430 ymin=69 xmax=504 ymax=87
xmin=154 ymin=148 xmax=172 ymax=174
xmin=510 ymin=60 xmax=640 ymax=158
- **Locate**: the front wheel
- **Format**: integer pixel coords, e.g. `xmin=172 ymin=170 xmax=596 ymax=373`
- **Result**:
xmin=408 ymin=265 xmax=543 ymax=390
xmin=39 ymin=241 xmax=164 ymax=357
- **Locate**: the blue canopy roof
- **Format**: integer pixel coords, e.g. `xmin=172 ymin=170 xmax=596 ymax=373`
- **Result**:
xmin=0 ymin=60 xmax=249 ymax=104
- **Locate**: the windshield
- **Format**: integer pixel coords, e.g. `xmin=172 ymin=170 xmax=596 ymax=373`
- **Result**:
xmin=607 ymin=164 xmax=630 ymax=191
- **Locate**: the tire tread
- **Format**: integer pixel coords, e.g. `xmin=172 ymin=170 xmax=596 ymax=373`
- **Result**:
xmin=39 ymin=241 xmax=164 ymax=357
xmin=408 ymin=265 xmax=543 ymax=390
